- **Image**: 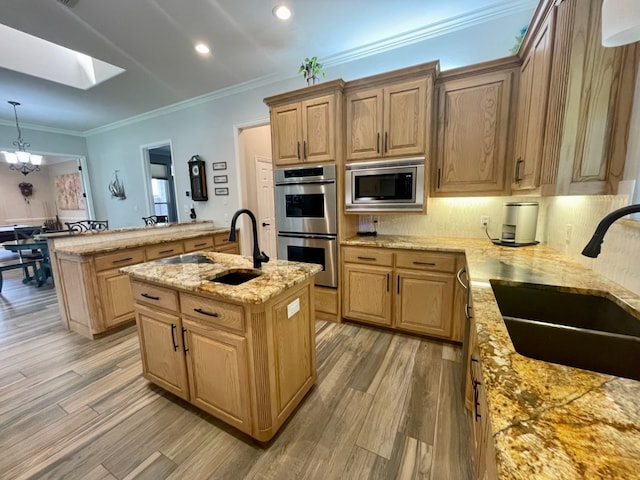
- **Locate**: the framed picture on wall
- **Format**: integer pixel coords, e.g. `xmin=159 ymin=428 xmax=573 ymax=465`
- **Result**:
xmin=214 ymin=187 xmax=229 ymax=196
xmin=212 ymin=161 xmax=227 ymax=170
xmin=213 ymin=175 xmax=228 ymax=184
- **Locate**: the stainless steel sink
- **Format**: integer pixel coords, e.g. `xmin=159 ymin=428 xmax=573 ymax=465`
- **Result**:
xmin=209 ymin=269 xmax=262 ymax=285
xmin=157 ymin=254 xmax=215 ymax=264
xmin=490 ymin=280 xmax=640 ymax=380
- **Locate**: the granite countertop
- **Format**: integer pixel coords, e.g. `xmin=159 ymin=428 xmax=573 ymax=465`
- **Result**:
xmin=54 ymin=227 xmax=231 ymax=256
xmin=343 ymin=234 xmax=640 ymax=479
xmin=121 ymin=251 xmax=322 ymax=304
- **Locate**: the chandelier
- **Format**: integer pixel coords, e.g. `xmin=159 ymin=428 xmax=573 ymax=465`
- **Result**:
xmin=3 ymin=101 xmax=41 ymax=175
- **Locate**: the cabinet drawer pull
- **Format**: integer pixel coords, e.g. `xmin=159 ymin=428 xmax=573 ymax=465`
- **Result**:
xmin=194 ymin=308 xmax=219 ymax=318
xmin=111 ymin=257 xmax=133 ymax=264
xmin=141 ymin=293 xmax=160 ymax=301
xmin=171 ymin=323 xmax=178 ymax=352
xmin=159 ymin=249 xmax=175 ymax=254
xmin=357 ymin=256 xmax=377 ymax=261
xmin=413 ymin=261 xmax=436 ymax=267
xmin=193 ymin=242 xmax=207 ymax=248
xmin=465 ymin=304 xmax=472 ymax=320
xmin=181 ymin=327 xmax=188 ymax=353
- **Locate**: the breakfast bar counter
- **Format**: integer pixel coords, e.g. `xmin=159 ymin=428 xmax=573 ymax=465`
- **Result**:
xmin=342 ymin=235 xmax=640 ymax=479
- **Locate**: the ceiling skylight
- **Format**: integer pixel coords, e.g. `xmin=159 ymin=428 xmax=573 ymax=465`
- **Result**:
xmin=0 ymin=23 xmax=125 ymax=90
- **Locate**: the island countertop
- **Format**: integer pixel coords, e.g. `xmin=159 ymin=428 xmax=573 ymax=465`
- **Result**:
xmin=121 ymin=251 xmax=322 ymax=304
xmin=343 ymin=234 xmax=640 ymax=479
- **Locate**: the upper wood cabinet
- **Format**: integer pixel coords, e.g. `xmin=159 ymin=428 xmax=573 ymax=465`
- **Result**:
xmin=265 ymin=81 xmax=344 ymax=166
xmin=433 ymin=61 xmax=518 ymax=195
xmin=513 ymin=0 xmax=638 ymax=195
xmin=346 ymin=77 xmax=432 ymax=161
xmin=512 ymin=6 xmax=555 ymax=191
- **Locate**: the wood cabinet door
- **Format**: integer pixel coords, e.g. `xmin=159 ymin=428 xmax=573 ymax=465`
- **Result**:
xmin=394 ymin=269 xmax=454 ymax=339
xmin=342 ymin=263 xmax=392 ymax=325
xmin=384 ymin=79 xmax=427 ymax=157
xmin=513 ymin=10 xmax=555 ymax=190
xmin=136 ymin=305 xmax=189 ymax=400
xmin=182 ymin=318 xmax=252 ymax=434
xmin=345 ymin=88 xmax=384 ymax=160
xmin=301 ymin=94 xmax=335 ymax=163
xmin=435 ymin=71 xmax=512 ymax=195
xmin=271 ymin=103 xmax=303 ymax=165
xmin=96 ymin=270 xmax=135 ymax=329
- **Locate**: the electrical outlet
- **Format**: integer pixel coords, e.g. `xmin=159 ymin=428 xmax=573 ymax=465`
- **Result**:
xmin=565 ymin=224 xmax=573 ymax=244
xmin=481 ymin=216 xmax=490 ymax=228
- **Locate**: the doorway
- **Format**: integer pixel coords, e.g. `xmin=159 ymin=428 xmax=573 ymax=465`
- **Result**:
xmin=142 ymin=143 xmax=178 ymax=222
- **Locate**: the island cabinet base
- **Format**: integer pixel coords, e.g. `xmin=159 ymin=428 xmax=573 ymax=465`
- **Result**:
xmin=132 ymin=277 xmax=317 ymax=442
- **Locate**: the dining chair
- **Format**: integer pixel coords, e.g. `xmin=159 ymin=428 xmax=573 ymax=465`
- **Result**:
xmin=13 ymin=226 xmax=45 ymax=261
xmin=142 ymin=215 xmax=168 ymax=225
xmin=65 ymin=220 xmax=109 ymax=232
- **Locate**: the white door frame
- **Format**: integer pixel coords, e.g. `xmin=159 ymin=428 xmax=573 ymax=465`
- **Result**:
xmin=139 ymin=139 xmax=178 ymax=220
xmin=254 ymin=155 xmax=276 ymax=259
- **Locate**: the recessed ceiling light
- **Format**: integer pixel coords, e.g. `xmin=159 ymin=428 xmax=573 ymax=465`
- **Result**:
xmin=194 ymin=43 xmax=211 ymax=55
xmin=273 ymin=5 xmax=292 ymax=21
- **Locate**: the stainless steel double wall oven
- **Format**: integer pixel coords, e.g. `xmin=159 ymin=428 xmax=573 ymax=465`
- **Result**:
xmin=275 ymin=164 xmax=338 ymax=288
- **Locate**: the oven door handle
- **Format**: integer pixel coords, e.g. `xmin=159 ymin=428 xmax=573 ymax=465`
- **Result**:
xmin=275 ymin=180 xmax=336 ymax=187
xmin=277 ymin=233 xmax=336 ymax=240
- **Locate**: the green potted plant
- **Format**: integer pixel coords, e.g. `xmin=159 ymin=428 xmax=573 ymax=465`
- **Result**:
xmin=298 ymin=56 xmax=325 ymax=85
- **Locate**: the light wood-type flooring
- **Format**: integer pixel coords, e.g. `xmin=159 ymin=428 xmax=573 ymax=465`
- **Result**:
xmin=0 ymin=269 xmax=472 ymax=480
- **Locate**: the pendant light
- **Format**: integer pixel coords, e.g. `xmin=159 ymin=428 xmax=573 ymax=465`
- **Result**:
xmin=3 ymin=101 xmax=41 ymax=175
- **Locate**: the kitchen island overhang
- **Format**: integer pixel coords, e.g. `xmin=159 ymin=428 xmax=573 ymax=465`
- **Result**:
xmin=121 ymin=251 xmax=322 ymax=442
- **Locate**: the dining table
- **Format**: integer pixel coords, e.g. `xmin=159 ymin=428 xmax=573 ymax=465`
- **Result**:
xmin=1 ymin=239 xmax=51 ymax=286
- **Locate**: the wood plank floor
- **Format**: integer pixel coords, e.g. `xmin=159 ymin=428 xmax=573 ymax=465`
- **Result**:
xmin=0 ymin=269 xmax=472 ymax=480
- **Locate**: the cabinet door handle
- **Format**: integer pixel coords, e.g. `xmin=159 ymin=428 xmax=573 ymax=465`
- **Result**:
xmin=303 ymin=141 xmax=307 ymax=160
xmin=357 ymin=256 xmax=377 ymax=261
xmin=515 ymin=158 xmax=524 ymax=183
xmin=397 ymin=275 xmax=400 ymax=294
xmin=386 ymin=273 xmax=390 ymax=292
xmin=170 ymin=323 xmax=178 ymax=352
xmin=181 ymin=327 xmax=189 ymax=353
xmin=413 ymin=261 xmax=436 ymax=267
xmin=141 ymin=293 xmax=160 ymax=301
xmin=465 ymin=304 xmax=472 ymax=320
xmin=194 ymin=307 xmax=219 ymax=318
xmin=262 ymin=222 xmax=270 ymax=227
xmin=112 ymin=257 xmax=133 ymax=264
xmin=376 ymin=133 xmax=380 ymax=153
xmin=473 ymin=384 xmax=481 ymax=421
xmin=384 ymin=132 xmax=388 ymax=153
xmin=437 ymin=168 xmax=441 ymax=189
xmin=456 ymin=266 xmax=468 ymax=289
xmin=297 ymin=142 xmax=301 ymax=160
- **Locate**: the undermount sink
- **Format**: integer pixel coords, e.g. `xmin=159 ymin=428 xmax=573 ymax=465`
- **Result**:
xmin=157 ymin=254 xmax=215 ymax=264
xmin=490 ymin=280 xmax=640 ymax=381
xmin=209 ymin=269 xmax=262 ymax=285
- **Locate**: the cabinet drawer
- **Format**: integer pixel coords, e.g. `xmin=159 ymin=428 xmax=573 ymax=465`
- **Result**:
xmin=180 ymin=292 xmax=244 ymax=334
xmin=94 ymin=248 xmax=145 ymax=271
xmin=184 ymin=236 xmax=214 ymax=252
xmin=343 ymin=246 xmax=393 ymax=266
xmin=395 ymin=251 xmax=456 ymax=273
xmin=146 ymin=241 xmax=184 ymax=260
xmin=132 ymin=280 xmax=179 ymax=312
xmin=213 ymin=231 xmax=236 ymax=250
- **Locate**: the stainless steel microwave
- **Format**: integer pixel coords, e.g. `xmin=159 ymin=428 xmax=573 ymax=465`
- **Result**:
xmin=345 ymin=157 xmax=425 ymax=212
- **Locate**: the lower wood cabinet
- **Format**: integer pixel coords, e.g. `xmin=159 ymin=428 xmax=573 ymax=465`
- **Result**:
xmin=132 ymin=276 xmax=317 ymax=441
xmin=53 ymin=231 xmax=238 ymax=338
xmin=342 ymin=246 xmax=465 ymax=341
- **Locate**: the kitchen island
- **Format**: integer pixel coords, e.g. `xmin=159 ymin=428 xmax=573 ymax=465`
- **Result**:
xmin=121 ymin=251 xmax=321 ymax=441
xmin=343 ymin=235 xmax=640 ymax=479
xmin=46 ymin=221 xmax=239 ymax=338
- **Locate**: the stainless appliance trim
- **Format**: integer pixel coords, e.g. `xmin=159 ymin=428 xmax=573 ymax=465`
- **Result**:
xmin=345 ymin=157 xmax=425 ymax=212
xmin=276 ymin=232 xmax=337 ymax=288
xmin=275 ymin=164 xmax=336 ymax=184
xmin=275 ymin=181 xmax=337 ymax=235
